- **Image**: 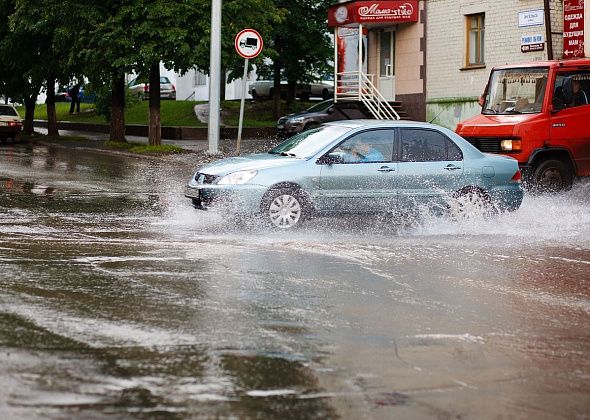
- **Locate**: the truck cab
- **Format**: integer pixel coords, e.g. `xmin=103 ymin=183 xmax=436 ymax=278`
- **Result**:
xmin=456 ymin=59 xmax=590 ymax=192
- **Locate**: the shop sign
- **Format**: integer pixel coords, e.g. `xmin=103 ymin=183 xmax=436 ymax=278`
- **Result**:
xmin=521 ymin=34 xmax=545 ymax=52
xmin=328 ymin=1 xmax=419 ymax=27
xmin=518 ymin=9 xmax=544 ymax=27
xmin=563 ymin=0 xmax=585 ymax=58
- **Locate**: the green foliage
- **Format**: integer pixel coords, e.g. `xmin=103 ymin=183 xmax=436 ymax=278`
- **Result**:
xmin=104 ymin=141 xmax=184 ymax=154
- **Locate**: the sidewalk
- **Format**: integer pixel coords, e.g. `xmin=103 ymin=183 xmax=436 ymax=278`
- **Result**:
xmin=33 ymin=127 xmax=280 ymax=155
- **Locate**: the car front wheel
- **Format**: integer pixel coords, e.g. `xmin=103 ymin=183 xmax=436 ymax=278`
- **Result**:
xmin=261 ymin=188 xmax=309 ymax=229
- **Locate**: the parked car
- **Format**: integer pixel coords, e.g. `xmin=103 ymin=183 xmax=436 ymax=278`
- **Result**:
xmin=277 ymin=99 xmax=342 ymax=135
xmin=308 ymin=79 xmax=334 ymax=100
xmin=185 ymin=120 xmax=523 ymax=229
xmin=0 ymin=104 xmax=23 ymax=143
xmin=127 ymin=76 xmax=176 ymax=100
xmin=248 ymin=80 xmax=311 ymax=100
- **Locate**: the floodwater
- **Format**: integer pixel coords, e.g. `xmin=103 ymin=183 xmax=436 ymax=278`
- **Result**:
xmin=0 ymin=142 xmax=589 ymax=419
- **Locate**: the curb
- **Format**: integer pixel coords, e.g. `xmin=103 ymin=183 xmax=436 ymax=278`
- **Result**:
xmin=33 ymin=120 xmax=278 ymax=141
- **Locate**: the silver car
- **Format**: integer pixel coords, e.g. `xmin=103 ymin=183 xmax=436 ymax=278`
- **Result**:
xmin=185 ymin=120 xmax=524 ymax=229
xmin=127 ymin=76 xmax=176 ymax=100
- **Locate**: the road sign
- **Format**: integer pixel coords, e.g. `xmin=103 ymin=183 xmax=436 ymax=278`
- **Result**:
xmin=235 ymin=29 xmax=263 ymax=59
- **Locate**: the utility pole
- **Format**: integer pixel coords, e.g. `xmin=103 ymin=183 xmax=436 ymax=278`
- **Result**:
xmin=208 ymin=0 xmax=222 ymax=154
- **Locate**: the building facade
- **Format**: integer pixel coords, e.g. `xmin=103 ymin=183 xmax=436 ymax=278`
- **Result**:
xmin=426 ymin=0 xmax=566 ymax=129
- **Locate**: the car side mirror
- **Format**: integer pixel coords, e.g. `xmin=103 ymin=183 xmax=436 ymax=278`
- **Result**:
xmin=562 ymin=77 xmax=574 ymax=105
xmin=326 ymin=107 xmax=334 ymax=114
xmin=317 ymin=152 xmax=344 ymax=165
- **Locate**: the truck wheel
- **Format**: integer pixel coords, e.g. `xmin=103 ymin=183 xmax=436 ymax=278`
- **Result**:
xmin=532 ymin=159 xmax=573 ymax=193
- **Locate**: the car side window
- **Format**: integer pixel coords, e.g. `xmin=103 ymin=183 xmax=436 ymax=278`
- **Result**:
xmin=554 ymin=71 xmax=590 ymax=109
xmin=400 ymin=129 xmax=462 ymax=162
xmin=332 ymin=129 xmax=395 ymax=163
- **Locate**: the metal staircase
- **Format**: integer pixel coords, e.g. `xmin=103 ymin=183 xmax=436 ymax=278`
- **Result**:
xmin=335 ymin=71 xmax=401 ymax=120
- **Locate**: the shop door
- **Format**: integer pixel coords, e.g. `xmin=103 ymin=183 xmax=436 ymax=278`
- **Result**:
xmin=379 ymin=30 xmax=396 ymax=101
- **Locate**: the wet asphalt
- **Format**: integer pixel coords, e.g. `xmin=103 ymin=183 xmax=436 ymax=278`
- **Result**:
xmin=0 ymin=136 xmax=589 ymax=419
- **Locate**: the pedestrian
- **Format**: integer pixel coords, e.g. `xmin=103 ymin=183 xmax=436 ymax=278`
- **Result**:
xmin=69 ymin=83 xmax=81 ymax=114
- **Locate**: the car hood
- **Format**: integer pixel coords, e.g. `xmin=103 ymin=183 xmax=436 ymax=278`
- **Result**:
xmin=456 ymin=113 xmax=539 ymax=137
xmin=199 ymin=153 xmax=300 ymax=175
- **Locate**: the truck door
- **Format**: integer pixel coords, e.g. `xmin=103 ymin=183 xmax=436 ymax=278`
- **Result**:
xmin=550 ymin=70 xmax=590 ymax=176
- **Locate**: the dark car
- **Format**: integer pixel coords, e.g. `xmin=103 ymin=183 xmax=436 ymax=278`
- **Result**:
xmin=277 ymin=100 xmax=339 ymax=135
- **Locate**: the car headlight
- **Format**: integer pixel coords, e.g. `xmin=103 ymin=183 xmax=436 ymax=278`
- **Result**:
xmin=217 ymin=170 xmax=257 ymax=185
xmin=290 ymin=116 xmax=306 ymax=123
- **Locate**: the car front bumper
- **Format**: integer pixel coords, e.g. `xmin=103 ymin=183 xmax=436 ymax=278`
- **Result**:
xmin=185 ymin=184 xmax=268 ymax=213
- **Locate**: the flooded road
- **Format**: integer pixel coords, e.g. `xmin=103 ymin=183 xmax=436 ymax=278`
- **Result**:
xmin=1 ymin=142 xmax=589 ymax=419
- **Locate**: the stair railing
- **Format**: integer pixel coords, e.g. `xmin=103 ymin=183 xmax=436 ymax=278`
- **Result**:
xmin=335 ymin=71 xmax=400 ymax=120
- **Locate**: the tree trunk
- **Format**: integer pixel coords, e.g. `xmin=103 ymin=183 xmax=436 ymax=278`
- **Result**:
xmin=148 ymin=63 xmax=161 ymax=146
xmin=272 ymin=60 xmax=281 ymax=120
xmin=23 ymin=95 xmax=37 ymax=135
xmin=286 ymin=81 xmax=296 ymax=112
xmin=109 ymin=70 xmax=126 ymax=142
xmin=46 ymin=75 xmax=59 ymax=136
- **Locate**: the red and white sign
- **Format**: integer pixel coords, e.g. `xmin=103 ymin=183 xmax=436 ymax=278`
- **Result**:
xmin=235 ymin=29 xmax=263 ymax=59
xmin=328 ymin=1 xmax=419 ymax=27
xmin=564 ymin=0 xmax=585 ymax=58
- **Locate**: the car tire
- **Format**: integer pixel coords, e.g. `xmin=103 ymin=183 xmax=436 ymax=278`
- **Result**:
xmin=261 ymin=188 xmax=310 ymax=229
xmin=322 ymin=89 xmax=331 ymax=100
xmin=449 ymin=187 xmax=493 ymax=220
xmin=251 ymin=89 xmax=258 ymax=99
xmin=532 ymin=159 xmax=573 ymax=193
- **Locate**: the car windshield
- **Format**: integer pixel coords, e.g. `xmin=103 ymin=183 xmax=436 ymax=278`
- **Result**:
xmin=306 ymin=100 xmax=333 ymax=113
xmin=160 ymin=77 xmax=171 ymax=84
xmin=483 ymin=67 xmax=548 ymax=115
xmin=0 ymin=106 xmax=18 ymax=116
xmin=269 ymin=125 xmax=351 ymax=158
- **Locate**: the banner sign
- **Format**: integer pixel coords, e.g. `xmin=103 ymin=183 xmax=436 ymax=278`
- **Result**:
xmin=328 ymin=1 xmax=419 ymax=27
xmin=564 ymin=0 xmax=585 ymax=58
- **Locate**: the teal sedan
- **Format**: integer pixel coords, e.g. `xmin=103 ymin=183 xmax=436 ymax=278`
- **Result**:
xmin=185 ymin=120 xmax=523 ymax=229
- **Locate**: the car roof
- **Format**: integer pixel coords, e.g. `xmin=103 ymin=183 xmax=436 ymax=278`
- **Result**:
xmin=492 ymin=58 xmax=590 ymax=70
xmin=324 ymin=119 xmax=445 ymax=130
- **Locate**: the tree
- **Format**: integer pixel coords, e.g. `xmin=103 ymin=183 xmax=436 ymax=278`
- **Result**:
xmin=261 ymin=0 xmax=333 ymax=118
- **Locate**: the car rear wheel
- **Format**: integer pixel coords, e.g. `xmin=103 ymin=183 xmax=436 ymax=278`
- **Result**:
xmin=261 ymin=188 xmax=309 ymax=229
xmin=532 ymin=159 xmax=573 ymax=193
xmin=449 ymin=187 xmax=493 ymax=220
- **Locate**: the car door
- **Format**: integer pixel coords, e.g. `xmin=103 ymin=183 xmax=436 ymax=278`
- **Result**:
xmin=550 ymin=71 xmax=590 ymax=177
xmin=396 ymin=128 xmax=465 ymax=210
xmin=316 ymin=129 xmax=397 ymax=213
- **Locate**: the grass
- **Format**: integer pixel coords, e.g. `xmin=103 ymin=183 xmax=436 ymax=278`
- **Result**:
xmin=104 ymin=140 xmax=184 ymax=154
xmin=16 ymin=98 xmax=316 ymax=128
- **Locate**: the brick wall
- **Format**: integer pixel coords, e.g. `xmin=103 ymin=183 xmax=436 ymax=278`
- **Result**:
xmin=426 ymin=0 xmax=564 ymax=128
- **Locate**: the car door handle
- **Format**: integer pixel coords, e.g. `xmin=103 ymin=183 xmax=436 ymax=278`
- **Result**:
xmin=377 ymin=166 xmax=395 ymax=172
xmin=444 ymin=164 xmax=462 ymax=171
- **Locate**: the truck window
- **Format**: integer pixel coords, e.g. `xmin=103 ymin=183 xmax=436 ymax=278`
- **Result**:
xmin=554 ymin=71 xmax=590 ymax=109
xmin=483 ymin=68 xmax=548 ymax=115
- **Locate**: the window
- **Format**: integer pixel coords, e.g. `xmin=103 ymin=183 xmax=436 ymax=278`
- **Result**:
xmin=194 ymin=70 xmax=207 ymax=87
xmin=554 ymin=71 xmax=590 ymax=109
xmin=333 ymin=130 xmax=395 ymax=163
xmin=400 ymin=129 xmax=463 ymax=162
xmin=466 ymin=13 xmax=485 ymax=67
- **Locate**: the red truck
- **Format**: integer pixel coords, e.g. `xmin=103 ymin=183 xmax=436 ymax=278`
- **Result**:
xmin=456 ymin=59 xmax=590 ymax=192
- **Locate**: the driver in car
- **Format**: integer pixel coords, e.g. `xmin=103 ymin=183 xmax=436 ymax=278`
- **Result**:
xmin=344 ymin=139 xmax=384 ymax=163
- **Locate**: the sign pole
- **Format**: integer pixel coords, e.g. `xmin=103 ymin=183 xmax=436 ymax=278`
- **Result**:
xmin=236 ymin=58 xmax=249 ymax=155
xmin=208 ymin=0 xmax=222 ymax=154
